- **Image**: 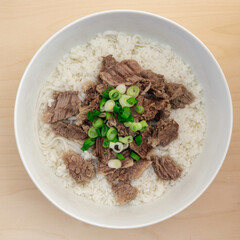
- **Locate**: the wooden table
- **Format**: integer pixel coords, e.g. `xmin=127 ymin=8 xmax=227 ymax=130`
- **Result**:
xmin=1 ymin=0 xmax=239 ymax=239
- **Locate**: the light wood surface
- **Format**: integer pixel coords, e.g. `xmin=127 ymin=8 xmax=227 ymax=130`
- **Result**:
xmin=0 ymin=0 xmax=239 ymax=239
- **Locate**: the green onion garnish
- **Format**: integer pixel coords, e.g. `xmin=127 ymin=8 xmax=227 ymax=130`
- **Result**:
xmin=106 ymin=127 xmax=118 ymax=141
xmin=106 ymin=113 xmax=113 ymax=120
xmin=103 ymin=138 xmax=110 ymax=148
xmin=88 ymin=127 xmax=98 ymax=138
xmin=116 ymin=84 xmax=126 ymax=94
xmin=113 ymin=102 xmax=122 ymax=113
xmin=127 ymin=86 xmax=140 ymax=98
xmin=116 ymin=153 xmax=125 ymax=160
xmin=87 ymin=110 xmax=101 ymax=121
xmin=96 ymin=128 xmax=102 ymax=137
xmin=92 ymin=118 xmax=104 ymax=129
xmin=119 ymin=136 xmax=133 ymax=144
xmin=127 ymin=97 xmax=138 ymax=106
xmin=130 ymin=122 xmax=142 ymax=132
xmin=135 ymin=105 xmax=144 ymax=114
xmin=139 ymin=120 xmax=148 ymax=132
xmin=102 ymin=86 xmax=114 ymax=99
xmin=81 ymin=138 xmax=96 ymax=151
xmin=101 ymin=124 xmax=109 ymax=137
xmin=124 ymin=122 xmax=132 ymax=127
xmin=134 ymin=135 xmax=142 ymax=146
xmin=119 ymin=94 xmax=132 ymax=107
xmin=104 ymin=100 xmax=115 ymax=112
xmin=120 ymin=107 xmax=131 ymax=119
xmin=109 ymin=89 xmax=122 ymax=101
xmin=130 ymin=151 xmax=140 ymax=161
xmin=100 ymin=98 xmax=107 ymax=112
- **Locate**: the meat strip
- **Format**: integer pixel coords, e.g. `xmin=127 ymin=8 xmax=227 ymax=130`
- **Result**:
xmin=148 ymin=154 xmax=182 ymax=180
xmin=149 ymin=119 xmax=179 ymax=147
xmin=94 ymin=137 xmax=111 ymax=164
xmin=112 ymin=181 xmax=138 ymax=205
xmin=51 ymin=122 xmax=87 ymax=141
xmin=63 ymin=150 xmax=95 ymax=184
xmin=43 ymin=91 xmax=80 ymax=123
xmin=165 ymin=83 xmax=195 ymax=109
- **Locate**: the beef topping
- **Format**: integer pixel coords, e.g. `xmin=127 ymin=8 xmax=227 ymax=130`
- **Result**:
xmin=149 ymin=119 xmax=179 ymax=147
xmin=102 ymin=55 xmax=117 ymax=71
xmin=95 ymin=137 xmax=111 ymax=164
xmin=63 ymin=150 xmax=95 ymax=184
xmin=166 ymin=83 xmax=195 ymax=109
xmin=51 ymin=122 xmax=87 ymax=141
xmin=149 ymin=154 xmax=182 ymax=180
xmin=112 ymin=181 xmax=138 ymax=205
xmin=43 ymin=91 xmax=80 ymax=123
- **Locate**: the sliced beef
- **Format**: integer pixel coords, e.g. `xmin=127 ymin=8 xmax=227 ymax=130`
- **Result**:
xmin=99 ymin=57 xmax=143 ymax=86
xmin=165 ymin=83 xmax=195 ymax=109
xmin=51 ymin=122 xmax=87 ymax=141
xmin=106 ymin=160 xmax=152 ymax=183
xmin=140 ymin=97 xmax=171 ymax=121
xmin=136 ymin=78 xmax=151 ymax=96
xmin=96 ymin=83 xmax=108 ymax=95
xmin=43 ymin=91 xmax=80 ymax=123
xmin=130 ymin=140 xmax=152 ymax=159
xmin=121 ymin=157 xmax=134 ymax=168
xmin=101 ymin=55 xmax=117 ymax=71
xmin=63 ymin=150 xmax=95 ymax=184
xmin=112 ymin=181 xmax=138 ymax=205
xmin=76 ymin=82 xmax=101 ymax=125
xmin=149 ymin=119 xmax=179 ymax=147
xmin=95 ymin=137 xmax=111 ymax=164
xmin=97 ymin=161 xmax=115 ymax=175
xmin=148 ymin=154 xmax=182 ymax=180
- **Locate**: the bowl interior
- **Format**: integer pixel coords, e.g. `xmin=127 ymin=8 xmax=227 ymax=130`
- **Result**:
xmin=15 ymin=11 xmax=232 ymax=228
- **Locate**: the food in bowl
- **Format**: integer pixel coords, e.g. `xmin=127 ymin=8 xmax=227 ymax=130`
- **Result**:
xmin=36 ymin=31 xmax=206 ymax=206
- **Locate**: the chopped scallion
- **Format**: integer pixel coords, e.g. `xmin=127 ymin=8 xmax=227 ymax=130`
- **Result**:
xmin=92 ymin=118 xmax=104 ymax=129
xmin=130 ymin=151 xmax=140 ymax=161
xmin=119 ymin=136 xmax=133 ymax=144
xmin=135 ymin=105 xmax=144 ymax=114
xmin=86 ymin=110 xmax=101 ymax=122
xmin=104 ymin=100 xmax=115 ymax=112
xmin=134 ymin=135 xmax=142 ymax=146
xmin=139 ymin=120 xmax=148 ymax=132
xmin=130 ymin=122 xmax=142 ymax=132
xmin=106 ymin=127 xmax=118 ymax=141
xmin=127 ymin=97 xmax=138 ymax=106
xmin=116 ymin=84 xmax=126 ymax=94
xmin=102 ymin=86 xmax=114 ymax=99
xmin=81 ymin=138 xmax=96 ymax=151
xmin=109 ymin=89 xmax=122 ymax=101
xmin=103 ymin=138 xmax=110 ymax=148
xmin=100 ymin=98 xmax=107 ymax=112
xmin=127 ymin=86 xmax=140 ymax=98
xmin=116 ymin=153 xmax=125 ymax=160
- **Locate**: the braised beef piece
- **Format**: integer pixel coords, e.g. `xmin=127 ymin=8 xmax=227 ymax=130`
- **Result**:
xmin=165 ymin=83 xmax=195 ymax=109
xmin=96 ymin=83 xmax=108 ymax=95
xmin=51 ymin=122 xmax=87 ymax=141
xmin=99 ymin=56 xmax=144 ymax=86
xmin=94 ymin=137 xmax=111 ymax=164
xmin=76 ymin=82 xmax=101 ymax=125
xmin=136 ymin=78 xmax=151 ymax=96
xmin=63 ymin=150 xmax=95 ymax=184
xmin=43 ymin=91 xmax=80 ymax=123
xmin=106 ymin=160 xmax=152 ymax=183
xmin=148 ymin=154 xmax=182 ymax=180
xmin=101 ymin=55 xmax=117 ymax=71
xmin=140 ymin=70 xmax=169 ymax=99
xmin=149 ymin=119 xmax=179 ymax=147
xmin=112 ymin=181 xmax=138 ymax=205
xmin=98 ymin=157 xmax=134 ymax=176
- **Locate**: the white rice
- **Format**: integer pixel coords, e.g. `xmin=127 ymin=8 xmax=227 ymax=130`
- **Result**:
xmin=35 ymin=31 xmax=207 ymax=206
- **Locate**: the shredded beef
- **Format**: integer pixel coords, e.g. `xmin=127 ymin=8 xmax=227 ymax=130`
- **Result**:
xmin=106 ymin=160 xmax=152 ymax=183
xmin=95 ymin=137 xmax=111 ymax=164
xmin=148 ymin=154 xmax=182 ymax=180
xmin=106 ymin=119 xmax=130 ymax=136
xmin=166 ymin=83 xmax=195 ymax=109
xmin=149 ymin=119 xmax=179 ymax=147
xmin=51 ymin=122 xmax=87 ymax=141
xmin=99 ymin=56 xmax=143 ymax=86
xmin=112 ymin=181 xmax=138 ymax=205
xmin=63 ymin=150 xmax=95 ymax=184
xmin=102 ymin=55 xmax=117 ymax=71
xmin=43 ymin=91 xmax=80 ymax=123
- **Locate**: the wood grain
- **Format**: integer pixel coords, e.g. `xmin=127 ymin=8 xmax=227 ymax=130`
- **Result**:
xmin=0 ymin=0 xmax=239 ymax=239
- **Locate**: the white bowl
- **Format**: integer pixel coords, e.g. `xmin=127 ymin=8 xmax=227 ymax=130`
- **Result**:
xmin=14 ymin=10 xmax=232 ymax=229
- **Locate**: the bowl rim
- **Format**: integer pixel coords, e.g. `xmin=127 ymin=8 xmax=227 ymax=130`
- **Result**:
xmin=14 ymin=9 xmax=233 ymax=229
